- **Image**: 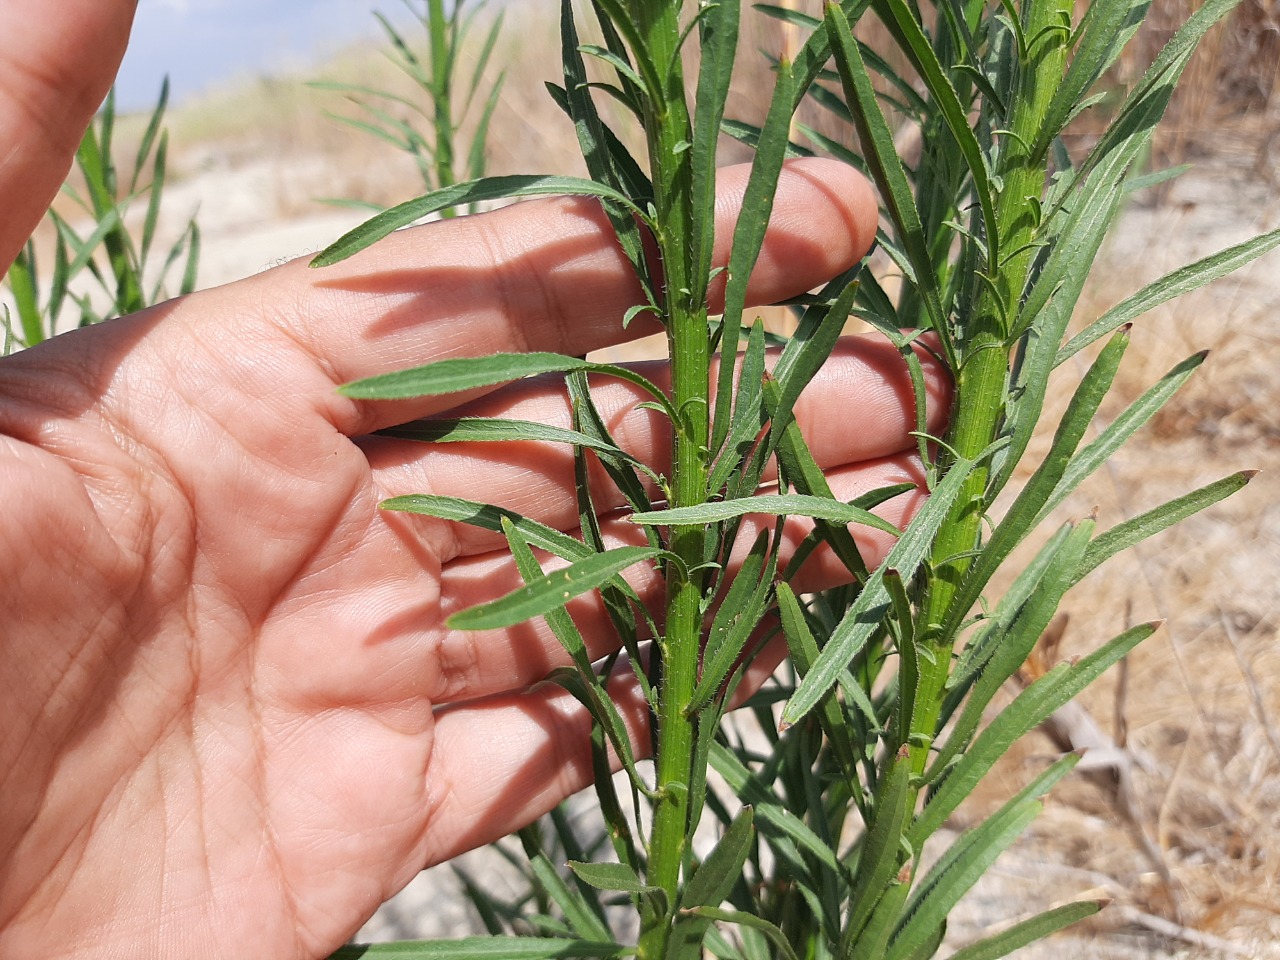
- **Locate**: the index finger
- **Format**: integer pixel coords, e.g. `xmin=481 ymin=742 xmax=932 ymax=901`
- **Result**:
xmin=214 ymin=158 xmax=878 ymax=436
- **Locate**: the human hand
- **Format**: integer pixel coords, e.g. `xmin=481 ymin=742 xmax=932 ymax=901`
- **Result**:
xmin=0 ymin=5 xmax=950 ymax=959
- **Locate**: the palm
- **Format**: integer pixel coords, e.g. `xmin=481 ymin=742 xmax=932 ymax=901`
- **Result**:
xmin=0 ymin=167 xmax=949 ymax=957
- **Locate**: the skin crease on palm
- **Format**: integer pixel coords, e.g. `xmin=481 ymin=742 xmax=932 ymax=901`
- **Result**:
xmin=0 ymin=2 xmax=952 ymax=958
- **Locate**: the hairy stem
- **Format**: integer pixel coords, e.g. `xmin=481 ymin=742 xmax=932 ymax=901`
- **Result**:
xmin=631 ymin=1 xmax=709 ymax=957
xmin=909 ymin=0 xmax=1074 ymax=774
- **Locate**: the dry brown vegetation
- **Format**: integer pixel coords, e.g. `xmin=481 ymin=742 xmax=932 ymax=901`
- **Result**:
xmin=145 ymin=1 xmax=1280 ymax=953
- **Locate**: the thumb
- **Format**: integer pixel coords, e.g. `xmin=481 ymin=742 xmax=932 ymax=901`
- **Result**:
xmin=0 ymin=0 xmax=139 ymax=272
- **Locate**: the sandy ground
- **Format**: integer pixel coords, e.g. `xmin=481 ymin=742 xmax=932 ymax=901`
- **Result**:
xmin=24 ymin=133 xmax=1280 ymax=956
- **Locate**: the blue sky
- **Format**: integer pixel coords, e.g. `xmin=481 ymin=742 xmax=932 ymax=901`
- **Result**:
xmin=115 ymin=0 xmax=415 ymax=112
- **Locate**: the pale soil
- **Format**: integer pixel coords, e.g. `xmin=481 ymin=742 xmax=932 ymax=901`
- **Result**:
xmin=42 ymin=126 xmax=1280 ymax=956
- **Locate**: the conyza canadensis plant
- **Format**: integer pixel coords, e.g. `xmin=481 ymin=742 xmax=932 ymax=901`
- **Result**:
xmin=312 ymin=0 xmax=1278 ymax=956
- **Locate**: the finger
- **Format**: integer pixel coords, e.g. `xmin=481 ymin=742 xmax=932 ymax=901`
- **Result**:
xmin=204 ymin=158 xmax=877 ymax=435
xmin=0 ymin=0 xmax=137 ymax=270
xmin=365 ymin=333 xmax=951 ymax=560
xmin=423 ymin=452 xmax=928 ymax=704
xmin=420 ymin=637 xmax=789 ymax=866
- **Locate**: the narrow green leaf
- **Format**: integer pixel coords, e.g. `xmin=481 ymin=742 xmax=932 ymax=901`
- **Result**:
xmin=681 ymin=806 xmax=755 ymax=909
xmin=130 ymin=76 xmax=170 ymax=193
xmin=139 ymin=129 xmax=168 ymax=265
xmin=915 ymin=622 xmax=1157 ymax=845
xmin=683 ymin=908 xmax=800 ymax=960
xmin=766 ymin=266 xmax=862 ymax=438
xmin=180 ymin=222 xmax=201 ymax=296
xmin=709 ymin=741 xmax=845 ymax=877
xmin=1075 ymin=471 xmax=1256 ymax=583
xmin=311 ymin=175 xmax=643 ymax=267
xmin=7 ymin=247 xmax=43 ymax=346
xmin=565 ymin=370 xmax=656 ymax=517
xmin=341 ymin=354 xmax=676 ymax=424
xmin=928 ymin=518 xmax=1094 ymax=787
xmin=843 ymin=747 xmax=913 ymax=948
xmin=519 ymin=826 xmax=613 ymax=942
xmin=944 ymin=521 xmax=1075 ymax=705
xmin=846 ymin=864 xmax=913 ymax=960
xmin=385 ymin=417 xmax=652 ymax=480
xmin=690 ymin=531 xmax=774 ymax=712
xmin=567 ymin=860 xmax=657 ymax=894
xmin=706 ymin=319 xmax=767 ymax=498
xmin=712 ymin=57 xmax=796 ymax=451
xmin=344 ymin=352 xmax=590 ymax=400
xmin=558 ymin=0 xmax=652 ymax=298
xmin=776 ymin=582 xmax=863 ymax=792
xmin=944 ymin=327 xmax=1129 ymax=637
xmin=865 ymin=0 xmax=999 ymax=267
xmin=947 ymin=900 xmax=1105 ymax=960
xmin=447 ymin=545 xmax=667 ymax=630
xmin=382 ymin=494 xmax=595 ymax=562
xmin=630 ymin=493 xmax=899 ymax=536
xmin=1058 ymin=227 xmax=1280 ymax=364
xmin=468 ymin=75 xmax=505 ymax=182
xmin=690 ymin=0 xmax=740 ymax=312
xmin=824 ymin=3 xmax=946 ymax=336
xmin=1032 ymin=351 xmax=1205 ymax=526
xmin=890 ymin=764 xmax=1068 ymax=960
xmin=783 ymin=454 xmax=978 ymax=727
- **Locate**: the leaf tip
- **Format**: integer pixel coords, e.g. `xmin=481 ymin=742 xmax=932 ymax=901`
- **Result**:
xmin=1240 ymin=469 xmax=1261 ymax=482
xmin=1146 ymin=618 xmax=1166 ymax=632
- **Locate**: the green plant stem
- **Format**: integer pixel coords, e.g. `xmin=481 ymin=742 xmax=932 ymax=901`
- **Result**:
xmin=428 ymin=0 xmax=457 ymax=194
xmin=908 ymin=0 xmax=1073 ymax=775
xmin=629 ymin=3 xmax=709 ymax=959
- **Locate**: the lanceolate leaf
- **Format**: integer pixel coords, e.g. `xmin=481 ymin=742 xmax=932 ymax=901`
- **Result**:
xmin=946 ymin=901 xmax=1105 ymax=960
xmin=566 ymin=860 xmax=657 ymax=895
xmin=825 ymin=3 xmax=946 ymax=337
xmin=1073 ymin=471 xmax=1256 ymax=584
xmin=382 ymin=494 xmax=593 ymax=561
xmin=914 ymin=622 xmax=1158 ymax=844
xmin=557 ymin=0 xmax=653 ymax=299
xmin=387 ymin=417 xmax=635 ymax=461
xmin=942 ymin=327 xmax=1128 ymax=637
xmin=342 ymin=352 xmax=593 ymax=399
xmin=341 ymin=354 xmax=676 ymax=422
xmin=928 ymin=518 xmax=1095 ymax=783
xmin=690 ymin=0 xmax=739 ymax=322
xmin=518 ymin=826 xmax=614 ymax=942
xmin=1057 ymin=227 xmax=1280 ymax=364
xmin=689 ymin=531 xmax=774 ymax=712
xmin=712 ymin=57 xmax=796 ymax=451
xmin=311 ymin=175 xmax=644 ymax=266
xmin=776 ymin=582 xmax=863 ymax=791
xmin=1031 ymin=351 xmax=1205 ymax=526
xmin=682 ymin=909 xmax=800 ymax=960
xmin=1035 ymin=0 xmax=1150 ymax=157
xmin=447 ymin=545 xmax=667 ymax=630
xmin=865 ymin=0 xmax=999 ymax=268
xmin=889 ymin=759 xmax=1077 ymax=960
xmin=783 ymin=455 xmax=978 ymax=727
xmin=681 ymin=806 xmax=755 ymax=909
xmin=630 ymin=493 xmax=900 ymax=535
xmin=709 ymin=741 xmax=845 ymax=877
xmin=843 ymin=748 xmax=913 ymax=948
